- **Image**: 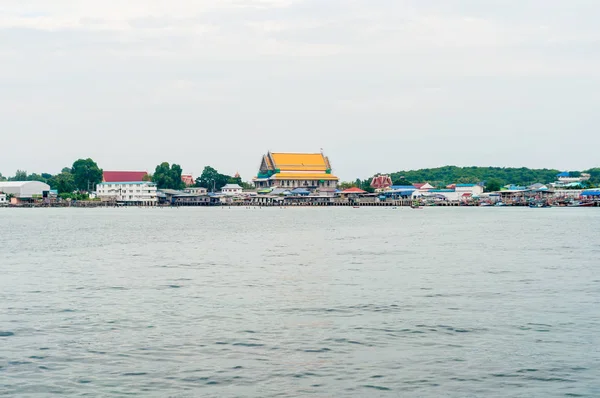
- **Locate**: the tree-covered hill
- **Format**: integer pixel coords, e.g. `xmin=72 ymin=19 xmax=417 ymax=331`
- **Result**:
xmin=386 ymin=166 xmax=599 ymax=187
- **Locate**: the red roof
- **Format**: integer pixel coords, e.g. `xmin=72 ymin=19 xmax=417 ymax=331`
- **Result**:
xmin=103 ymin=171 xmax=148 ymax=182
xmin=462 ymin=192 xmax=472 ymax=197
xmin=181 ymin=174 xmax=194 ymax=186
xmin=370 ymin=175 xmax=392 ymax=189
xmin=342 ymin=187 xmax=366 ymax=194
xmin=413 ymin=183 xmax=427 ymax=189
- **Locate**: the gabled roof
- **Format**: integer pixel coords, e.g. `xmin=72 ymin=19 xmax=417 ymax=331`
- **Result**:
xmin=291 ymin=187 xmax=310 ymax=194
xmin=270 ymin=188 xmax=288 ymax=195
xmin=222 ymin=184 xmax=242 ymax=189
xmin=103 ymin=171 xmax=147 ymax=183
xmin=528 ymin=183 xmax=547 ymax=189
xmin=371 ymin=175 xmax=392 ymax=189
xmin=270 ymin=152 xmax=328 ymax=172
xmin=181 ymin=174 xmax=194 ymax=186
xmin=413 ymin=183 xmax=433 ymax=189
xmin=341 ymin=187 xmax=366 ymax=194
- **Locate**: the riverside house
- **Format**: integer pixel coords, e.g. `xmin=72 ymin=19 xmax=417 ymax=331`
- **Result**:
xmin=221 ymin=184 xmax=243 ymax=195
xmin=96 ymin=171 xmax=157 ymax=205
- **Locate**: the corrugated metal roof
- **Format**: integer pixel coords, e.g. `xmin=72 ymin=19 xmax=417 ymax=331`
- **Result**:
xmin=0 ymin=181 xmax=32 ymax=188
xmin=582 ymin=190 xmax=600 ymax=196
xmin=390 ymin=185 xmax=415 ymax=190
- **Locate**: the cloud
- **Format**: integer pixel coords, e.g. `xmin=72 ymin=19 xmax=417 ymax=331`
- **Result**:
xmin=1 ymin=0 xmax=600 ymax=177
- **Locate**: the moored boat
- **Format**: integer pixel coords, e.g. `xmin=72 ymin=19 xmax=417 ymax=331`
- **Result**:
xmin=567 ymin=201 xmax=594 ymax=207
xmin=529 ymin=201 xmax=551 ymax=208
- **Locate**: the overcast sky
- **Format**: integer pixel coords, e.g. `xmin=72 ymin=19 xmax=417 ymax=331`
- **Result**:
xmin=1 ymin=0 xmax=599 ymax=181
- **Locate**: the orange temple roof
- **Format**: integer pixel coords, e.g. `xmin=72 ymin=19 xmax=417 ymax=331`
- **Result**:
xmin=273 ymin=173 xmax=338 ymax=180
xmin=270 ymin=153 xmax=329 ymax=172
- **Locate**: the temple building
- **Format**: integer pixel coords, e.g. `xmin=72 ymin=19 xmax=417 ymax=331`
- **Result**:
xmin=181 ymin=174 xmax=195 ymax=186
xmin=252 ymin=151 xmax=339 ymax=191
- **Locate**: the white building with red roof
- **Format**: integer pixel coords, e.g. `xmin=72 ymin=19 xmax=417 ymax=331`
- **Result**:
xmin=97 ymin=170 xmax=156 ymax=205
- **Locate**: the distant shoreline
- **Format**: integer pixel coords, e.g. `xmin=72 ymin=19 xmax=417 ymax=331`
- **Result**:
xmin=2 ymin=202 xmax=598 ymax=209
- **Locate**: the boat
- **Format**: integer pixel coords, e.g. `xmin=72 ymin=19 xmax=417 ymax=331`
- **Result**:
xmin=529 ymin=201 xmax=551 ymax=208
xmin=410 ymin=201 xmax=423 ymax=209
xmin=495 ymin=202 xmax=508 ymax=206
xmin=567 ymin=201 xmax=594 ymax=208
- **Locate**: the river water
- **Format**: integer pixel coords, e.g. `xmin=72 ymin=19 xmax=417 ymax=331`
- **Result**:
xmin=1 ymin=207 xmax=599 ymax=397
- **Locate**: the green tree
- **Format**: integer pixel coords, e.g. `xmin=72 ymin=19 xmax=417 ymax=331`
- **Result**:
xmin=227 ymin=174 xmax=253 ymax=190
xmin=228 ymin=176 xmax=243 ymax=185
xmin=48 ymin=171 xmax=76 ymax=194
xmin=387 ymin=166 xmax=562 ymax=187
xmin=10 ymin=170 xmax=28 ymax=181
xmin=27 ymin=173 xmax=48 ymax=183
xmin=357 ymin=179 xmax=374 ymax=193
xmin=59 ymin=192 xmax=89 ymax=201
xmin=0 ymin=173 xmax=6 ymax=182
xmin=485 ymin=178 xmax=502 ymax=192
xmin=152 ymin=162 xmax=185 ymax=190
xmin=392 ymin=177 xmax=412 ymax=186
xmin=71 ymin=158 xmax=103 ymax=191
xmin=195 ymin=166 xmax=231 ymax=192
xmin=584 ymin=168 xmax=600 ymax=186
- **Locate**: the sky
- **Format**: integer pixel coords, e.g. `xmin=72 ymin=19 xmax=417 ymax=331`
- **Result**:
xmin=1 ymin=0 xmax=599 ymax=181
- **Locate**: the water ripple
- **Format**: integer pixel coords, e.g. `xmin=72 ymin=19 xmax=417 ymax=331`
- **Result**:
xmin=1 ymin=207 xmax=599 ymax=397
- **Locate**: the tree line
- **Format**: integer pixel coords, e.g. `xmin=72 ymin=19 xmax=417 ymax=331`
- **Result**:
xmin=4 ymin=162 xmax=598 ymax=196
xmin=338 ymin=166 xmax=600 ymax=191
xmin=148 ymin=163 xmax=252 ymax=191
xmin=0 ymin=159 xmax=252 ymax=197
